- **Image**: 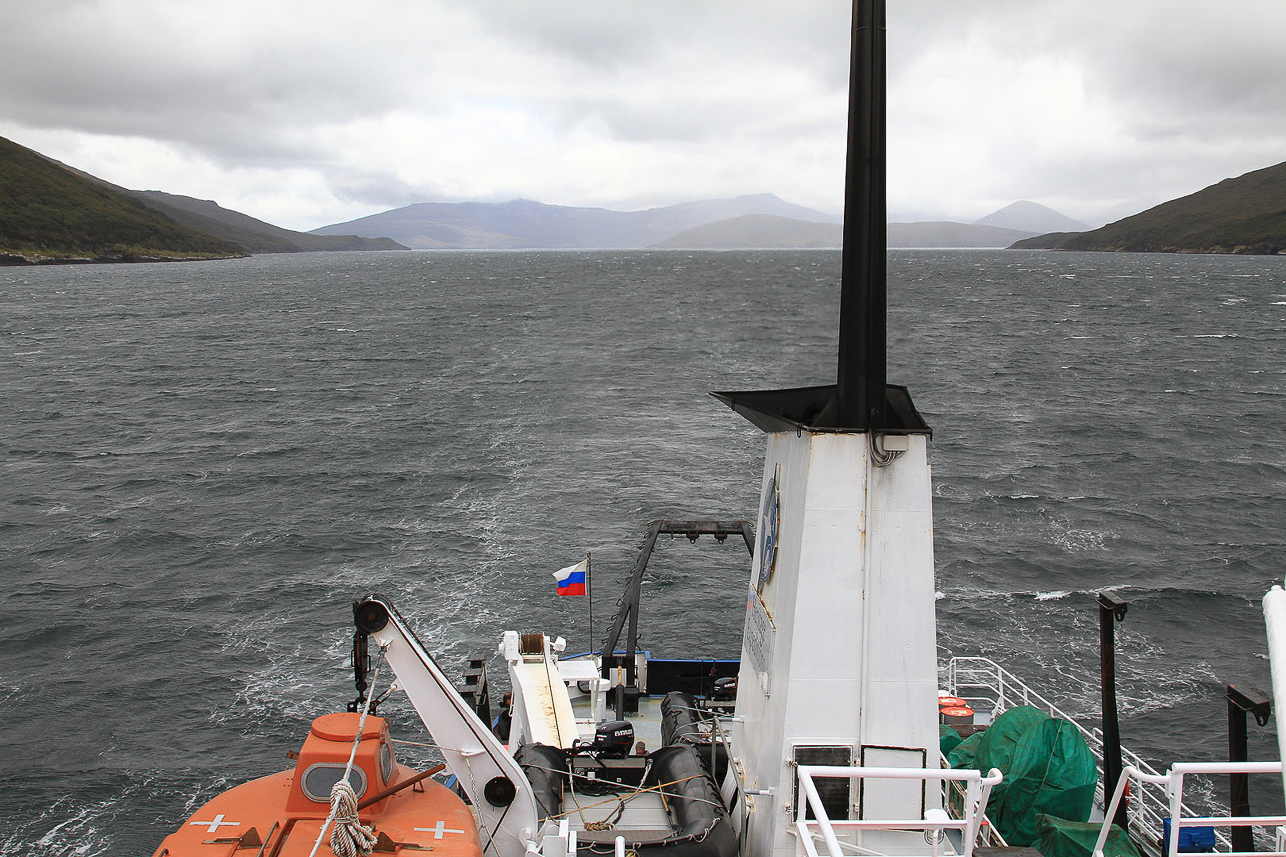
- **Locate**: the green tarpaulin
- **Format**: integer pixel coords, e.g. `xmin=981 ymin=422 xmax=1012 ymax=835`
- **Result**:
xmin=991 ymin=718 xmax=1098 ymax=845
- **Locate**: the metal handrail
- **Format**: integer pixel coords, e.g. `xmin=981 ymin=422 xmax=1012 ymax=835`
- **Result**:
xmin=793 ymin=765 xmax=1002 ymax=857
xmin=940 ymin=753 xmax=1008 ymax=848
xmin=1095 ymin=763 xmax=1286 ymax=857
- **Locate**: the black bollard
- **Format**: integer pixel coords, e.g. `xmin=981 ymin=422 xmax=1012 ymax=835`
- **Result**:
xmin=1227 ymin=684 xmax=1272 ymax=853
xmin=1099 ymin=591 xmax=1129 ymax=830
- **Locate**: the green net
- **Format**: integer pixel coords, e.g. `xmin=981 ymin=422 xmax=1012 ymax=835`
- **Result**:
xmin=989 ymin=718 xmax=1099 ymax=846
xmin=944 ymin=706 xmax=1099 ymax=850
xmin=975 ymin=705 xmax=1050 ymax=773
xmin=946 ymin=730 xmax=984 ymax=769
xmin=1035 ymin=814 xmax=1142 ymax=857
xmin=940 ymin=724 xmax=964 ymax=756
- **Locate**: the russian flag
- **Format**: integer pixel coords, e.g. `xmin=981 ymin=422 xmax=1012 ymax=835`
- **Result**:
xmin=553 ymin=559 xmax=587 ymax=596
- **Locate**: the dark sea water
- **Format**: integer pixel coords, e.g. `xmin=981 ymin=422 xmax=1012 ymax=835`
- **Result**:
xmin=5 ymin=248 xmax=1286 ymax=855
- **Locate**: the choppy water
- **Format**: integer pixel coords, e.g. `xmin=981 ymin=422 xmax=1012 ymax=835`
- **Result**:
xmin=4 ymin=248 xmax=1286 ymax=855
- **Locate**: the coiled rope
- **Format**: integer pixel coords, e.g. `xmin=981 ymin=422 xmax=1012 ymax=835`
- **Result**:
xmin=307 ymin=648 xmax=385 ymax=857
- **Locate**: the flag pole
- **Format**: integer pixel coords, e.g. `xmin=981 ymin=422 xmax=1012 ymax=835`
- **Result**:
xmin=587 ymin=552 xmax=594 ymax=656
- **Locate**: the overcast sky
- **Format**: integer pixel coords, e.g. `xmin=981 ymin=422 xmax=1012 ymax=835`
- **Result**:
xmin=3 ymin=1 xmax=1284 ymax=232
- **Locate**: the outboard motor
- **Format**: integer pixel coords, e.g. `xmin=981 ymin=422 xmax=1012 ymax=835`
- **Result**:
xmin=712 ymin=677 xmax=737 ymax=700
xmin=589 ymin=720 xmax=635 ymax=758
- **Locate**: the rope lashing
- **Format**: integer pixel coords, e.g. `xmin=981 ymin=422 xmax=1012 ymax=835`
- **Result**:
xmin=328 ymin=778 xmax=379 ymax=857
xmin=307 ymin=648 xmax=385 ymax=857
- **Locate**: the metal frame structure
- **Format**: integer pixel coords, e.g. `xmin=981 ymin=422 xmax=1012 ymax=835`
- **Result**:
xmin=598 ymin=520 xmax=753 ymax=689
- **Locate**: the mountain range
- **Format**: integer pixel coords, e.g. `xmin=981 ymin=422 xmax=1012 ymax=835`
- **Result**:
xmin=312 ymin=195 xmax=1075 ymax=250
xmin=14 ymin=129 xmax=1285 ymax=262
xmin=2 ymin=132 xmax=1087 ymax=262
xmin=310 ymin=194 xmax=844 ymax=250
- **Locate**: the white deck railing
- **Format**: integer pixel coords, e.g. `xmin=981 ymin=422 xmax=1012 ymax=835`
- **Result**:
xmin=1095 ymin=763 xmax=1286 ymax=857
xmin=793 ymin=765 xmax=1002 ymax=857
xmin=940 ymin=756 xmax=1009 ymax=849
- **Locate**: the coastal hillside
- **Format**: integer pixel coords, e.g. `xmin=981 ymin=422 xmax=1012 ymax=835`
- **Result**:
xmin=132 ymin=191 xmax=407 ymax=253
xmin=1011 ymin=160 xmax=1286 ymax=254
xmin=0 ymin=136 xmax=244 ymax=264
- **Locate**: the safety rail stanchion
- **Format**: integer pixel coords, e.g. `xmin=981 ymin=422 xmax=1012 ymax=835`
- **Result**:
xmin=1168 ymin=768 xmax=1185 ymax=857
xmin=1262 ymin=586 xmax=1286 ymax=808
xmin=1094 ymin=766 xmax=1168 ymax=857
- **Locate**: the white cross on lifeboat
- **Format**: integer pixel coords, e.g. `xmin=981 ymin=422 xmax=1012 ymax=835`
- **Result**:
xmin=189 ymin=813 xmax=241 ymax=833
xmin=415 ymin=821 xmax=466 ymax=839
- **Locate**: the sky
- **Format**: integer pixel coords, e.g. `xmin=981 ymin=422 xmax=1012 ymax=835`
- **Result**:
xmin=3 ymin=1 xmax=1285 ymax=232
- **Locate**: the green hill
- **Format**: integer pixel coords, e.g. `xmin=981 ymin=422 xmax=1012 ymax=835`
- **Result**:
xmin=1011 ymin=160 xmax=1286 ymax=255
xmin=0 ymin=136 xmax=244 ymax=264
xmin=130 ymin=191 xmax=407 ymax=253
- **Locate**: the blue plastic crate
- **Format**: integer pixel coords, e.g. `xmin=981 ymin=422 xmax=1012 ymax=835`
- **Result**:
xmin=1161 ymin=819 xmax=1217 ymax=853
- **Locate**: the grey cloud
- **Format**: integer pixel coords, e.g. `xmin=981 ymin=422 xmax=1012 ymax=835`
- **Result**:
xmin=5 ymin=0 xmax=1285 ymax=228
xmin=0 ymin=1 xmax=442 ymax=163
xmin=328 ymin=167 xmax=445 ymax=209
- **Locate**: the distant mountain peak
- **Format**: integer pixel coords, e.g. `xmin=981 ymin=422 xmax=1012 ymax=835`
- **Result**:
xmin=974 ymin=201 xmax=1089 ymax=234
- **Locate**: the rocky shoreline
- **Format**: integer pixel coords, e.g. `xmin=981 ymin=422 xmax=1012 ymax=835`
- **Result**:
xmin=0 ymin=250 xmax=247 ymax=266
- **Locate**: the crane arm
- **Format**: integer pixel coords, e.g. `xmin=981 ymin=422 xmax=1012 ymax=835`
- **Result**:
xmin=353 ymin=594 xmax=539 ymax=857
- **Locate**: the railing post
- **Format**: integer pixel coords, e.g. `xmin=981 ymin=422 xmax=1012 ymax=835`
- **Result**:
xmin=1227 ymin=684 xmax=1273 ymax=853
xmin=1099 ymin=591 xmax=1129 ymax=830
xmin=964 ymin=776 xmax=981 ymax=856
xmin=1096 ymin=767 xmax=1136 ymax=857
xmin=1167 ymin=771 xmax=1185 ymax=857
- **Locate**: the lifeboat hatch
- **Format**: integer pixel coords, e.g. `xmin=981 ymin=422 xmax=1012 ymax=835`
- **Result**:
xmin=286 ymin=712 xmax=393 ymax=813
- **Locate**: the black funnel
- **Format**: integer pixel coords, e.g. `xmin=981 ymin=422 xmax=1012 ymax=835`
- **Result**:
xmin=713 ymin=0 xmax=927 ymax=437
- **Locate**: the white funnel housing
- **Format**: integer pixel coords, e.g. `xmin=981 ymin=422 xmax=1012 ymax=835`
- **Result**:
xmin=733 ymin=429 xmax=939 ymax=857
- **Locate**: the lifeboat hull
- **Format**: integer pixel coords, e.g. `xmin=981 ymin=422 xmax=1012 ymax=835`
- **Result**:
xmin=155 ymin=712 xmax=485 ymax=857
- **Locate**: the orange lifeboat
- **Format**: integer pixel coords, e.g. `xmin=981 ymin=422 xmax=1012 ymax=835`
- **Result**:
xmin=154 ymin=712 xmax=484 ymax=857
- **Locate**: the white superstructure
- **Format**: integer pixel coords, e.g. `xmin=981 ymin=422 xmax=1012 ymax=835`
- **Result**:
xmin=733 ymin=430 xmax=940 ymax=857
